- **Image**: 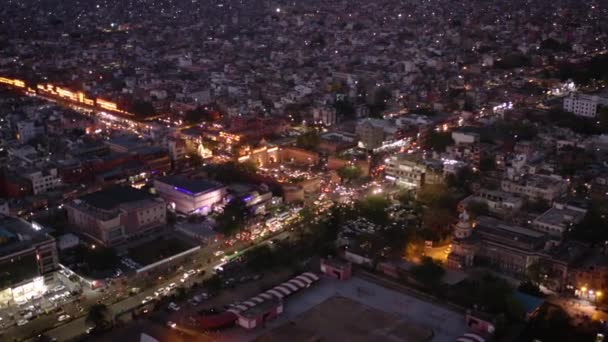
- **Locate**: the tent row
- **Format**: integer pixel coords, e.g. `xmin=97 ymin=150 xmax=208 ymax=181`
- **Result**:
xmin=227 ymin=272 xmax=319 ymax=314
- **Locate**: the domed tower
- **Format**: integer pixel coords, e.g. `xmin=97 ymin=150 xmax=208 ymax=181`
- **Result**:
xmin=453 ymin=210 xmax=473 ymax=240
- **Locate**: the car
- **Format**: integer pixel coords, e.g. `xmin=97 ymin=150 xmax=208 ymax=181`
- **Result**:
xmin=167 ymin=321 xmax=177 ymax=329
xmin=168 ymin=302 xmax=180 ymax=311
xmin=86 ymin=326 xmax=94 ymax=334
xmin=22 ymin=312 xmax=33 ymax=320
xmin=168 ymin=282 xmax=177 ymax=289
xmin=58 ymin=314 xmax=71 ymax=322
xmin=141 ymin=296 xmax=154 ymax=304
xmin=53 ymin=285 xmax=66 ymax=293
xmin=17 ymin=319 xmax=28 ymax=326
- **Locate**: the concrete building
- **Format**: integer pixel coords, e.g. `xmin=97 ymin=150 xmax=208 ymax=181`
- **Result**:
xmin=563 ymin=93 xmax=608 ymax=118
xmin=356 ymin=119 xmax=392 ymax=150
xmin=0 ymin=215 xmax=58 ymax=307
xmin=16 ymin=120 xmax=44 ymax=143
xmin=312 ymin=106 xmax=337 ymax=126
xmin=154 ymin=176 xmax=225 ymax=215
xmin=532 ymin=202 xmax=587 ymax=237
xmin=23 ymin=168 xmax=62 ymax=195
xmin=501 ymin=174 xmax=568 ymax=203
xmin=448 ymin=214 xmax=547 ymax=275
xmin=66 ymin=186 xmax=166 ymax=246
xmin=459 ymin=188 xmax=524 ymax=215
xmin=384 ymin=155 xmax=442 ymax=189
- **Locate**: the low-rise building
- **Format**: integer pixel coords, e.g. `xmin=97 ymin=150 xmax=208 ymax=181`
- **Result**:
xmin=0 ymin=215 xmax=58 ymax=307
xmin=448 ymin=213 xmax=547 ymax=276
xmin=23 ymin=168 xmax=62 ymax=195
xmin=154 ymin=176 xmax=225 ymax=215
xmin=532 ymin=201 xmax=587 ymax=237
xmin=384 ymin=155 xmax=442 ymax=189
xmin=66 ymin=186 xmax=166 ymax=246
xmin=501 ymin=174 xmax=568 ymax=203
xmin=563 ymin=93 xmax=608 ymax=118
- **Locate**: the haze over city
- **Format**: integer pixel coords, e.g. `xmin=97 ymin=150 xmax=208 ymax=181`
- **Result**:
xmin=0 ymin=1 xmax=608 ymax=341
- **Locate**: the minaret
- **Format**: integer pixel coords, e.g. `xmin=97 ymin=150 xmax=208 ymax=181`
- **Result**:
xmin=453 ymin=210 xmax=473 ymax=239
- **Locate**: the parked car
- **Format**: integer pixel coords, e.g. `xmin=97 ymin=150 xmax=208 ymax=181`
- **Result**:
xmin=58 ymin=314 xmax=71 ymax=322
xmin=17 ymin=319 xmax=28 ymax=326
xmin=167 ymin=321 xmax=177 ymax=329
xmin=168 ymin=302 xmax=180 ymax=311
xmin=141 ymin=296 xmax=154 ymax=304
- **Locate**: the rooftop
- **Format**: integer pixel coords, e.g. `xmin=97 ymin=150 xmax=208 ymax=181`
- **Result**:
xmin=534 ymin=205 xmax=587 ymax=228
xmin=256 ymin=296 xmax=433 ymax=342
xmin=0 ymin=215 xmax=54 ymax=259
xmin=78 ymin=186 xmax=156 ymax=210
xmin=157 ymin=176 xmax=223 ymax=195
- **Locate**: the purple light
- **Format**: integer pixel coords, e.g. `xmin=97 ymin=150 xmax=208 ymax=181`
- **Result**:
xmin=174 ymin=186 xmax=194 ymax=195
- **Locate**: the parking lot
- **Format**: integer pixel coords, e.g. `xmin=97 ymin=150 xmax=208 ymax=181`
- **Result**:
xmin=0 ymin=271 xmax=85 ymax=335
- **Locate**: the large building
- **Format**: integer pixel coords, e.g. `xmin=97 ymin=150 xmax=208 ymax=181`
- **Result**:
xmin=356 ymin=118 xmax=396 ymax=150
xmin=448 ymin=213 xmax=547 ymax=275
xmin=384 ymin=155 xmax=443 ymax=189
xmin=501 ymin=174 xmax=568 ymax=203
xmin=66 ymin=186 xmax=166 ymax=246
xmin=0 ymin=215 xmax=58 ymax=308
xmin=154 ymin=176 xmax=225 ymax=215
xmin=563 ymin=93 xmax=608 ymax=118
xmin=532 ymin=201 xmax=587 ymax=237
xmin=24 ymin=168 xmax=62 ymax=195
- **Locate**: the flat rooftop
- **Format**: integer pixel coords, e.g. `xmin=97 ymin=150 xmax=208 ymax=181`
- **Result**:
xmin=534 ymin=206 xmax=586 ymax=227
xmin=79 ymin=186 xmax=156 ymax=210
xmin=0 ymin=215 xmax=54 ymax=258
xmin=219 ymin=275 xmax=467 ymax=342
xmin=257 ymin=296 xmax=433 ymax=342
xmin=157 ymin=175 xmax=223 ymax=195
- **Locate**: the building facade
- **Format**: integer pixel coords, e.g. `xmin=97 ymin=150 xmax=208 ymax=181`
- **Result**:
xmin=0 ymin=216 xmax=58 ymax=307
xmin=154 ymin=176 xmax=225 ymax=215
xmin=563 ymin=93 xmax=608 ymax=118
xmin=66 ymin=186 xmax=166 ymax=246
xmin=24 ymin=168 xmax=62 ymax=195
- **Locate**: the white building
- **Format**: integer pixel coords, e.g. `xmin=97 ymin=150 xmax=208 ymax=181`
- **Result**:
xmin=312 ymin=106 xmax=337 ymax=126
xmin=24 ymin=168 xmax=61 ymax=195
xmin=563 ymin=93 xmax=608 ymax=118
xmin=154 ymin=176 xmax=226 ymax=215
xmin=532 ymin=202 xmax=587 ymax=237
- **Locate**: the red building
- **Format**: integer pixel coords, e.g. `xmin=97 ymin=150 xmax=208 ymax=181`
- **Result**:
xmin=320 ymin=257 xmax=352 ymax=280
xmin=236 ymin=297 xmax=283 ymax=329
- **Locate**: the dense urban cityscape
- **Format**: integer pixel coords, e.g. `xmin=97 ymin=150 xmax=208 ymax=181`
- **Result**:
xmin=0 ymin=0 xmax=608 ymax=341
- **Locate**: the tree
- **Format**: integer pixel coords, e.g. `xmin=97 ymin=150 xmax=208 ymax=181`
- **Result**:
xmin=466 ymin=200 xmax=489 ymax=219
xmin=245 ymin=245 xmax=276 ymax=272
xmin=86 ymin=303 xmax=110 ymax=329
xmin=215 ymin=198 xmax=249 ymax=236
xmin=296 ymin=130 xmax=320 ymax=150
xmin=569 ymin=202 xmax=608 ymax=244
xmin=417 ymin=183 xmax=456 ymax=209
xmin=334 ymin=98 xmax=355 ymax=119
xmin=410 ymin=257 xmax=445 ymax=288
xmin=184 ymin=106 xmax=220 ymax=124
xmin=337 ymin=165 xmax=362 ymax=183
xmin=518 ymin=280 xmax=542 ymax=297
xmin=128 ymin=100 xmax=156 ymax=118
xmin=479 ymin=156 xmax=496 ymax=172
xmin=425 ymin=131 xmax=454 ymax=152
xmin=356 ymin=195 xmax=391 ymax=226
xmin=187 ymin=152 xmax=204 ymax=168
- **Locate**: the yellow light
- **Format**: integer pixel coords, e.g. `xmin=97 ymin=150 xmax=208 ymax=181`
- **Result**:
xmin=597 ymin=291 xmax=603 ymax=297
xmin=582 ymin=287 xmax=587 ymax=292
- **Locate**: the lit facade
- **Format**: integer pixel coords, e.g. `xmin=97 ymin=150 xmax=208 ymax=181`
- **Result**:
xmin=66 ymin=186 xmax=166 ymax=246
xmin=154 ymin=176 xmax=225 ymax=215
xmin=0 ymin=216 xmax=58 ymax=308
